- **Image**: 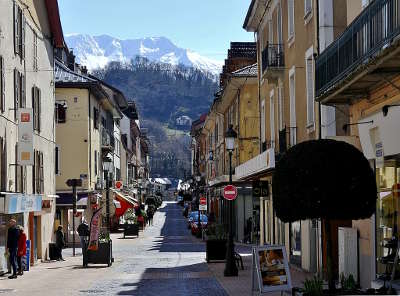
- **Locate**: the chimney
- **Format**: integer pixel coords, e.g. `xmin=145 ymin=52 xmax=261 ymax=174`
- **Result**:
xmin=81 ymin=66 xmax=88 ymax=75
xmin=67 ymin=50 xmax=75 ymax=71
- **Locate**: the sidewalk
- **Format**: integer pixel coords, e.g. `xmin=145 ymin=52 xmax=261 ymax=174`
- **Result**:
xmin=208 ymin=244 xmax=312 ymax=296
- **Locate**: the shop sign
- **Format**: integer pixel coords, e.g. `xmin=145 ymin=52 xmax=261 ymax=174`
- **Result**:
xmin=252 ymin=180 xmax=269 ymax=198
xmin=252 ymin=245 xmax=292 ymax=293
xmin=3 ymin=194 xmax=42 ymax=214
xmin=17 ymin=108 xmax=34 ymax=166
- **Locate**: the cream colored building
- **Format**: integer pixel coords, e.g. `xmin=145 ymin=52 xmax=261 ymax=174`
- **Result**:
xmin=0 ymin=0 xmax=66 ymax=271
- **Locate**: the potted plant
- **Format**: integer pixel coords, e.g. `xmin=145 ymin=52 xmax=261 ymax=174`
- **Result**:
xmin=123 ymin=209 xmax=139 ymax=238
xmin=205 ymin=223 xmax=227 ymax=262
xmin=273 ymin=139 xmax=377 ymax=293
xmin=84 ymin=232 xmax=113 ymax=267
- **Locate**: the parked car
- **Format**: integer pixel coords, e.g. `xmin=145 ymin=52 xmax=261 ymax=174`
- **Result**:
xmin=187 ymin=211 xmax=198 ymax=229
xmin=190 ymin=215 xmax=208 ymax=235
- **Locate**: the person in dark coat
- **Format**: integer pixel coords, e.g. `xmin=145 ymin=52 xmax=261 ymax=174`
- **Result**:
xmin=6 ymin=219 xmax=19 ymax=279
xmin=17 ymin=226 xmax=27 ymax=275
xmin=147 ymin=207 xmax=154 ymax=226
xmin=55 ymin=225 xmax=66 ymax=261
xmin=77 ymin=220 xmax=90 ymax=253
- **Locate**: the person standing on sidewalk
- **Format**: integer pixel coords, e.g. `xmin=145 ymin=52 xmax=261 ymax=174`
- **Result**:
xmin=6 ymin=219 xmax=19 ymax=279
xmin=55 ymin=226 xmax=66 ymax=261
xmin=17 ymin=226 xmax=26 ymax=275
xmin=77 ymin=220 xmax=89 ymax=253
xmin=147 ymin=207 xmax=154 ymax=226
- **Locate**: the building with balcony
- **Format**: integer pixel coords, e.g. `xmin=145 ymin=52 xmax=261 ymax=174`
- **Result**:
xmin=244 ymin=0 xmax=348 ymax=276
xmin=316 ymin=0 xmax=400 ymax=289
xmin=0 ymin=0 xmax=66 ymax=270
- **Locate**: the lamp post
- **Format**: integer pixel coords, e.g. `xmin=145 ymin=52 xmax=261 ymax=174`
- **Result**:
xmin=196 ymin=175 xmax=202 ymax=238
xmin=224 ymin=124 xmax=238 ymax=277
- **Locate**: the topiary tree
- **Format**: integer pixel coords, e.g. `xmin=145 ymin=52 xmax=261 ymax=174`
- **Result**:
xmin=272 ymin=139 xmax=377 ymax=291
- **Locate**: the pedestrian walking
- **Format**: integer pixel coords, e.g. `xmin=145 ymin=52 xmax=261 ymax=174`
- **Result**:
xmin=55 ymin=225 xmax=66 ymax=261
xmin=6 ymin=219 xmax=19 ymax=279
xmin=17 ymin=226 xmax=26 ymax=275
xmin=244 ymin=217 xmax=253 ymax=244
xmin=147 ymin=207 xmax=154 ymax=226
xmin=77 ymin=220 xmax=90 ymax=252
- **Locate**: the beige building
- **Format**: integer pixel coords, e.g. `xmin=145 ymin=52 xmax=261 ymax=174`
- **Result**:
xmin=54 ymin=58 xmax=128 ymax=243
xmin=0 ymin=0 xmax=66 ymax=271
xmin=243 ymin=0 xmax=348 ymax=276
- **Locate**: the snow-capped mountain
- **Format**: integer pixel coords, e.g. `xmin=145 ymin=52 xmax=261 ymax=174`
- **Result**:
xmin=65 ymin=34 xmax=223 ymax=76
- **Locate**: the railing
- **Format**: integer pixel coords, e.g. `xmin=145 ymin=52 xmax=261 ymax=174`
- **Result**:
xmin=262 ymin=43 xmax=284 ymax=73
xmin=316 ymin=0 xmax=400 ymax=98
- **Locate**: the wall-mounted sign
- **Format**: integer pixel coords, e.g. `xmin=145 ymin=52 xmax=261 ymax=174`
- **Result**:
xmin=252 ymin=181 xmax=269 ymax=198
xmin=252 ymin=245 xmax=292 ymax=294
xmin=41 ymin=200 xmax=52 ymax=212
xmin=2 ymin=194 xmax=42 ymax=214
xmin=17 ymin=109 xmax=33 ymax=166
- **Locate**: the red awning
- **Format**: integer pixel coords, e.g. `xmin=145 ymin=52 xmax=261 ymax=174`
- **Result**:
xmin=113 ymin=191 xmax=138 ymax=217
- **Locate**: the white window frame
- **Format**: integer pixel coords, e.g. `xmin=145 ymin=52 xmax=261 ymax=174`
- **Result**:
xmin=270 ymin=90 xmax=275 ymax=145
xmin=261 ymin=99 xmax=266 ymax=144
xmin=288 ymin=0 xmax=295 ymax=42
xmin=289 ymin=67 xmax=296 ymax=146
xmin=305 ymin=46 xmax=315 ymax=130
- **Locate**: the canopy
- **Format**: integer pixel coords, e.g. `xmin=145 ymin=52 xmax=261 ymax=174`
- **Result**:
xmin=113 ymin=190 xmax=138 ymax=217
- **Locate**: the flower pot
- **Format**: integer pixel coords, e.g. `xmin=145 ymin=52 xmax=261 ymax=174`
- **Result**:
xmin=123 ymin=224 xmax=139 ymax=238
xmin=206 ymin=239 xmax=227 ymax=262
xmin=83 ymin=240 xmax=113 ymax=267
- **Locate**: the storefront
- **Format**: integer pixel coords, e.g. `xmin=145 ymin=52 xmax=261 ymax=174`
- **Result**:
xmin=0 ymin=193 xmax=42 ymax=274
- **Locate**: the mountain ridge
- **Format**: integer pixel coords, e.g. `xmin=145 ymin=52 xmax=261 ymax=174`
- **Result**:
xmin=65 ymin=34 xmax=223 ymax=76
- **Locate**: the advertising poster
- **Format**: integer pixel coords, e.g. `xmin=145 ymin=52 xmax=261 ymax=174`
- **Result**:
xmin=17 ymin=108 xmax=34 ymax=166
xmin=252 ymin=245 xmax=292 ymax=293
xmin=88 ymin=208 xmax=102 ymax=251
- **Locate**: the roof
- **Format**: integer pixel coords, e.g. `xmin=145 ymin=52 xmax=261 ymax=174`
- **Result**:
xmin=231 ymin=63 xmax=258 ymax=77
xmin=45 ymin=0 xmax=66 ymax=48
xmin=55 ymin=59 xmax=95 ymax=83
xmin=243 ymin=0 xmax=256 ymax=30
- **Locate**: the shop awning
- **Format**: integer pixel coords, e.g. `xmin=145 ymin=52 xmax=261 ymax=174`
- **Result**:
xmin=113 ymin=190 xmax=138 ymax=217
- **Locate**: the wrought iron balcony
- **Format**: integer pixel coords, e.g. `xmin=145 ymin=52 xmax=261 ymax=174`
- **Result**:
xmin=262 ymin=43 xmax=284 ymax=74
xmin=316 ymin=0 xmax=400 ymax=102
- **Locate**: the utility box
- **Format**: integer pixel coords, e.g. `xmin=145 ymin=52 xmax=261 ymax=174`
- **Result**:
xmin=338 ymin=227 xmax=358 ymax=281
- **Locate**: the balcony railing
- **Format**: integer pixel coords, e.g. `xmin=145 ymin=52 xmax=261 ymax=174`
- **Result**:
xmin=316 ymin=0 xmax=400 ymax=98
xmin=262 ymin=43 xmax=284 ymax=73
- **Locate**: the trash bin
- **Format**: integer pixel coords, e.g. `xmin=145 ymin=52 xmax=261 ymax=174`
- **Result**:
xmin=49 ymin=243 xmax=58 ymax=260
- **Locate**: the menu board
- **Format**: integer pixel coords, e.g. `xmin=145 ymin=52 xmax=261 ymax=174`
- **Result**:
xmin=252 ymin=245 xmax=292 ymax=293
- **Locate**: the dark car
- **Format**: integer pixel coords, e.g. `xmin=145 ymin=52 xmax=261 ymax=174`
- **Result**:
xmin=190 ymin=214 xmax=208 ymax=235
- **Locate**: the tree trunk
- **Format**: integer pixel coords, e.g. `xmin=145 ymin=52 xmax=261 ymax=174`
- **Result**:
xmin=325 ymin=219 xmax=335 ymax=291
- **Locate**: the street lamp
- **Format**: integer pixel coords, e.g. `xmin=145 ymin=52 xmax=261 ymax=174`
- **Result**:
xmin=224 ymin=124 xmax=238 ymax=277
xmin=103 ymin=157 xmax=113 ymax=233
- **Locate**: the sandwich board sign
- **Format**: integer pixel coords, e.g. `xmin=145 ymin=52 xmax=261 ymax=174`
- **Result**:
xmin=252 ymin=245 xmax=292 ymax=294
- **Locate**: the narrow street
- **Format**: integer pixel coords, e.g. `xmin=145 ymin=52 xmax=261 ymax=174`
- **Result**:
xmin=0 ymin=202 xmax=228 ymax=296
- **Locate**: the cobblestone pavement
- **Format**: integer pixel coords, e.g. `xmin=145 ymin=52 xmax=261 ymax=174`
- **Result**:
xmin=0 ymin=202 xmax=228 ymax=296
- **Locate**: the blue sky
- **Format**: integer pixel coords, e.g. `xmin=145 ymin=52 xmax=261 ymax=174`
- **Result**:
xmin=58 ymin=0 xmax=254 ymax=62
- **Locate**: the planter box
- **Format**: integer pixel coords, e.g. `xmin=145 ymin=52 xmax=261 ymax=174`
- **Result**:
xmin=123 ymin=224 xmax=139 ymax=238
xmin=206 ymin=239 xmax=227 ymax=262
xmin=83 ymin=240 xmax=113 ymax=267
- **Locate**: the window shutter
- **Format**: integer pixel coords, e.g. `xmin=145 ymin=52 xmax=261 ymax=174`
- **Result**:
xmin=0 ymin=56 xmax=4 ymax=112
xmin=14 ymin=3 xmax=19 ymax=55
xmin=32 ymin=149 xmax=36 ymax=193
xmin=306 ymin=58 xmax=314 ymax=125
xmin=21 ymin=13 xmax=25 ymax=59
xmin=38 ymin=88 xmax=41 ymax=132
xmin=20 ymin=74 xmax=25 ymax=108
xmin=32 ymin=87 xmax=36 ymax=130
xmin=14 ymin=69 xmax=19 ymax=119
xmin=40 ymin=152 xmax=44 ymax=193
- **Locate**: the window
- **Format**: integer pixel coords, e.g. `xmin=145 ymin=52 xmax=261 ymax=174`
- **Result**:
xmin=289 ymin=68 xmax=296 ymax=146
xmin=55 ymin=101 xmax=66 ymax=123
xmin=14 ymin=69 xmax=25 ymax=118
xmin=32 ymin=86 xmax=41 ymax=132
xmin=277 ymin=2 xmax=283 ymax=44
xmin=306 ymin=48 xmax=315 ymax=127
xmin=304 ymin=0 xmax=312 ymax=17
xmin=0 ymin=56 xmax=4 ymax=113
xmin=288 ymin=0 xmax=295 ymax=39
xmin=33 ymin=32 xmax=38 ymax=71
xmin=268 ymin=19 xmax=274 ymax=44
xmin=93 ymin=107 xmax=99 ymax=129
xmin=13 ymin=3 xmax=25 ymax=58
xmin=55 ymin=146 xmax=60 ymax=175
xmin=15 ymin=143 xmax=25 ymax=193
xmin=270 ymin=90 xmax=275 ymax=145
xmin=33 ymin=150 xmax=44 ymax=194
